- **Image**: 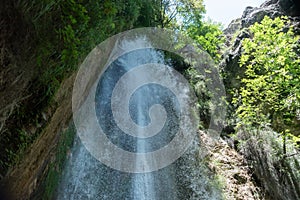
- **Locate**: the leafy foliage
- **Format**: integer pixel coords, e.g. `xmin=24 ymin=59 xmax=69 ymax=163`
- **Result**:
xmin=58 ymin=0 xmax=89 ymax=68
xmin=185 ymin=67 xmax=211 ymax=128
xmin=0 ymin=0 xmax=162 ymax=177
xmin=165 ymin=0 xmax=224 ymax=61
xmin=233 ymin=16 xmax=300 ymax=145
xmin=185 ymin=20 xmax=225 ymax=61
xmin=157 ymin=0 xmax=205 ymax=28
xmin=1 ymin=0 xmax=226 ymax=179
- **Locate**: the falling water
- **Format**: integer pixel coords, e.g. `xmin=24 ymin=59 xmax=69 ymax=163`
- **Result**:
xmin=132 ymin=138 xmax=156 ymax=200
xmin=132 ymin=92 xmax=155 ymax=200
xmin=56 ymin=36 xmax=223 ymax=199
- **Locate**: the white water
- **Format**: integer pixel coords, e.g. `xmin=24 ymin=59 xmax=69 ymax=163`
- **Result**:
xmin=56 ymin=37 xmax=223 ymax=199
xmin=132 ymin=142 xmax=156 ymax=200
xmin=132 ymin=85 xmax=155 ymax=200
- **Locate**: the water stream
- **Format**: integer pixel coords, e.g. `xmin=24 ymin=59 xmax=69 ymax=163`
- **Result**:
xmin=56 ymin=37 xmax=222 ymax=199
xmin=132 ymin=97 xmax=155 ymax=200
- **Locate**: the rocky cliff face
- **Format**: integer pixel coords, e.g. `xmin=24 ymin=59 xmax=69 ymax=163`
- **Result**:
xmin=242 ymin=0 xmax=300 ymax=28
xmin=221 ymin=0 xmax=300 ymax=199
xmin=222 ymin=0 xmax=300 ymax=94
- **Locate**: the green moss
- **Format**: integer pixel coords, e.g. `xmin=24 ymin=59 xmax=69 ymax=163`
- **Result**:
xmin=42 ymin=122 xmax=76 ymax=200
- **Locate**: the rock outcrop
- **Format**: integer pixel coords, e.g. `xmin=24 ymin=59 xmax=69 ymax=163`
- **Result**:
xmin=221 ymin=0 xmax=300 ymax=119
xmin=241 ymin=0 xmax=300 ymax=28
xmin=221 ymin=0 xmax=300 ymax=199
xmin=0 ymin=74 xmax=75 ymax=199
xmin=222 ymin=0 xmax=300 ymax=94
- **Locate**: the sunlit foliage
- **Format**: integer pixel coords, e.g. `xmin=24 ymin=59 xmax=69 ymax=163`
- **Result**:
xmin=233 ymin=16 xmax=300 ymax=146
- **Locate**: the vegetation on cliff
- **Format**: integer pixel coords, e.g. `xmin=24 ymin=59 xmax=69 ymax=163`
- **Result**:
xmin=1 ymin=0 xmax=300 ymax=199
xmin=0 ymin=0 xmax=223 ymax=181
xmin=228 ymin=15 xmax=300 ymax=199
xmin=233 ymin=16 xmax=300 ymax=146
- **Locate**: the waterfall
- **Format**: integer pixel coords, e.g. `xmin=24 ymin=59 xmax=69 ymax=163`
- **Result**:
xmin=56 ymin=33 xmax=223 ymax=199
xmin=131 ymin=73 xmax=157 ymax=200
xmin=132 ymin=141 xmax=156 ymax=200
